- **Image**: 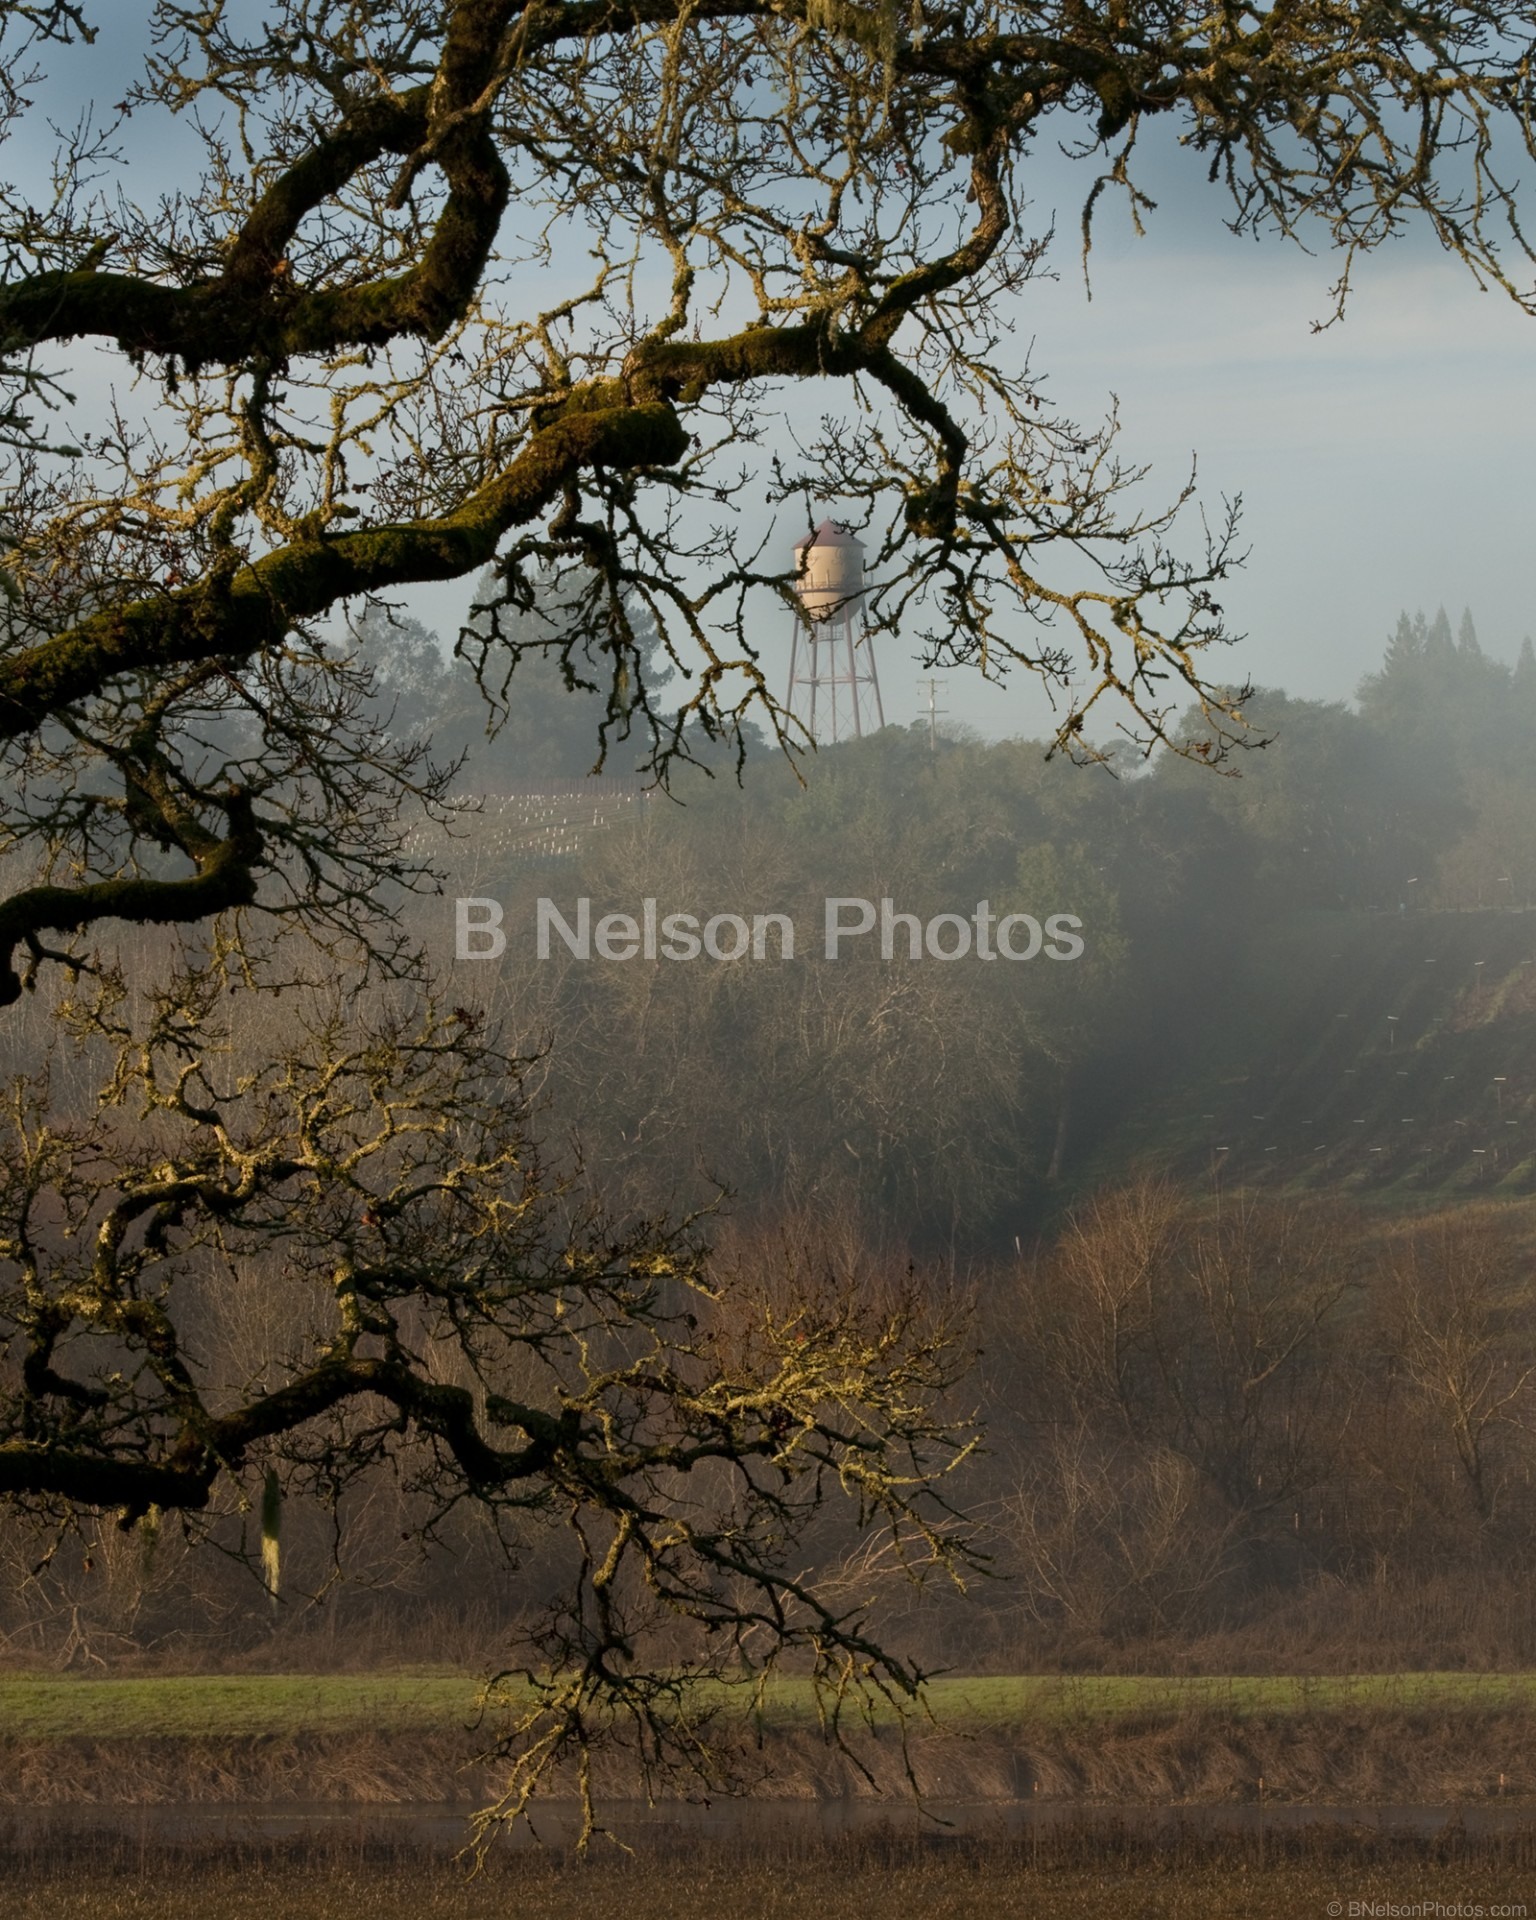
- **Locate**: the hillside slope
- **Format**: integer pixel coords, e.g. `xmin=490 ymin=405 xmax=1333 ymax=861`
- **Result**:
xmin=1084 ymin=908 xmax=1536 ymax=1203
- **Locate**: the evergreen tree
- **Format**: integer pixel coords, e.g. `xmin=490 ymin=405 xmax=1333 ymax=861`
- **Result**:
xmin=1426 ymin=606 xmax=1456 ymax=660
xmin=1514 ymin=637 xmax=1536 ymax=720
xmin=1359 ymin=604 xmax=1518 ymax=763
xmin=1383 ymin=611 xmax=1423 ymax=670
xmin=1358 ymin=610 xmax=1430 ymax=727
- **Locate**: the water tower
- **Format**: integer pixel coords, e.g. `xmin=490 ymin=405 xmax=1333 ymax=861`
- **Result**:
xmin=785 ymin=519 xmax=886 ymax=743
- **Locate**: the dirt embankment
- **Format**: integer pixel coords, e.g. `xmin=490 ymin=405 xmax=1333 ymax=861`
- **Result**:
xmin=5 ymin=1707 xmax=1535 ymax=1808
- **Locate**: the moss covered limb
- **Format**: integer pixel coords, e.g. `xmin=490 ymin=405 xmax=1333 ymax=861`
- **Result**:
xmin=0 ymin=794 xmax=263 ymax=1006
xmin=0 ymin=400 xmax=689 ymax=741
xmin=0 ymin=88 xmax=432 ymax=362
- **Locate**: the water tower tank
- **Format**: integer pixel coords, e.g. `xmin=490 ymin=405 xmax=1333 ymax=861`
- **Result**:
xmin=793 ymin=520 xmax=865 ymax=621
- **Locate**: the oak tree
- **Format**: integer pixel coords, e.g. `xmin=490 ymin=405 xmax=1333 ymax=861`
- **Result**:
xmin=5 ymin=0 xmax=1536 ymax=1015
xmin=3 ymin=0 xmax=1536 ymax=1826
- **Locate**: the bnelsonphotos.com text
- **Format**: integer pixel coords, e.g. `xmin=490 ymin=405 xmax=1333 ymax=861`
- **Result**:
xmin=456 ymin=897 xmax=1086 ymax=963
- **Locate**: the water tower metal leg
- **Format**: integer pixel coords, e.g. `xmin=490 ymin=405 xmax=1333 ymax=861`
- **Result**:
xmin=787 ymin=605 xmax=884 ymax=745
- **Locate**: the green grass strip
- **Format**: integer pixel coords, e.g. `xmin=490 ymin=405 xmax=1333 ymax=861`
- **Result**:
xmin=5 ymin=1671 xmax=1536 ymax=1743
xmin=0 ymin=1672 xmax=480 ymax=1741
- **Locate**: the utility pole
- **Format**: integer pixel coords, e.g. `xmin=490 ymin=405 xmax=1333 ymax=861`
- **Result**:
xmin=920 ymin=675 xmax=948 ymax=749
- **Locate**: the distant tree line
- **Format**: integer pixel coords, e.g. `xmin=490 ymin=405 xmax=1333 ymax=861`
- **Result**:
xmin=4 ymin=600 xmax=1534 ymax=1679
xmin=377 ymin=597 xmax=1536 ymax=1245
xmin=8 ymin=1186 xmax=1536 ymax=1677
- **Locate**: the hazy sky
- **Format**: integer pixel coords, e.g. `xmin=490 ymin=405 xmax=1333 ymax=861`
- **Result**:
xmin=1011 ymin=209 xmax=1536 ymax=733
xmin=385 ymin=136 xmax=1536 ymax=742
xmin=15 ymin=15 xmax=1536 ymax=742
xmin=403 ymin=173 xmax=1536 ymax=743
xmin=785 ymin=137 xmax=1536 ymax=738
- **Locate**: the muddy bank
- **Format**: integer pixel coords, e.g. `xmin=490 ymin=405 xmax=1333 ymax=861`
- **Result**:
xmin=3 ymin=1707 xmax=1535 ymax=1809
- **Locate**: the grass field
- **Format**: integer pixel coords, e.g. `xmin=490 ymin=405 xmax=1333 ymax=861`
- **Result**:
xmin=6 ymin=1670 xmax=1536 ymax=1742
xmin=0 ymin=1672 xmax=478 ymax=1742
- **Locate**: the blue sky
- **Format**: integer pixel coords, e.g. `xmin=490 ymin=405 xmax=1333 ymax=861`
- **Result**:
xmin=13 ymin=14 xmax=1536 ymax=743
xmin=409 ymin=134 xmax=1536 ymax=741
xmin=1015 ymin=206 xmax=1536 ymax=729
